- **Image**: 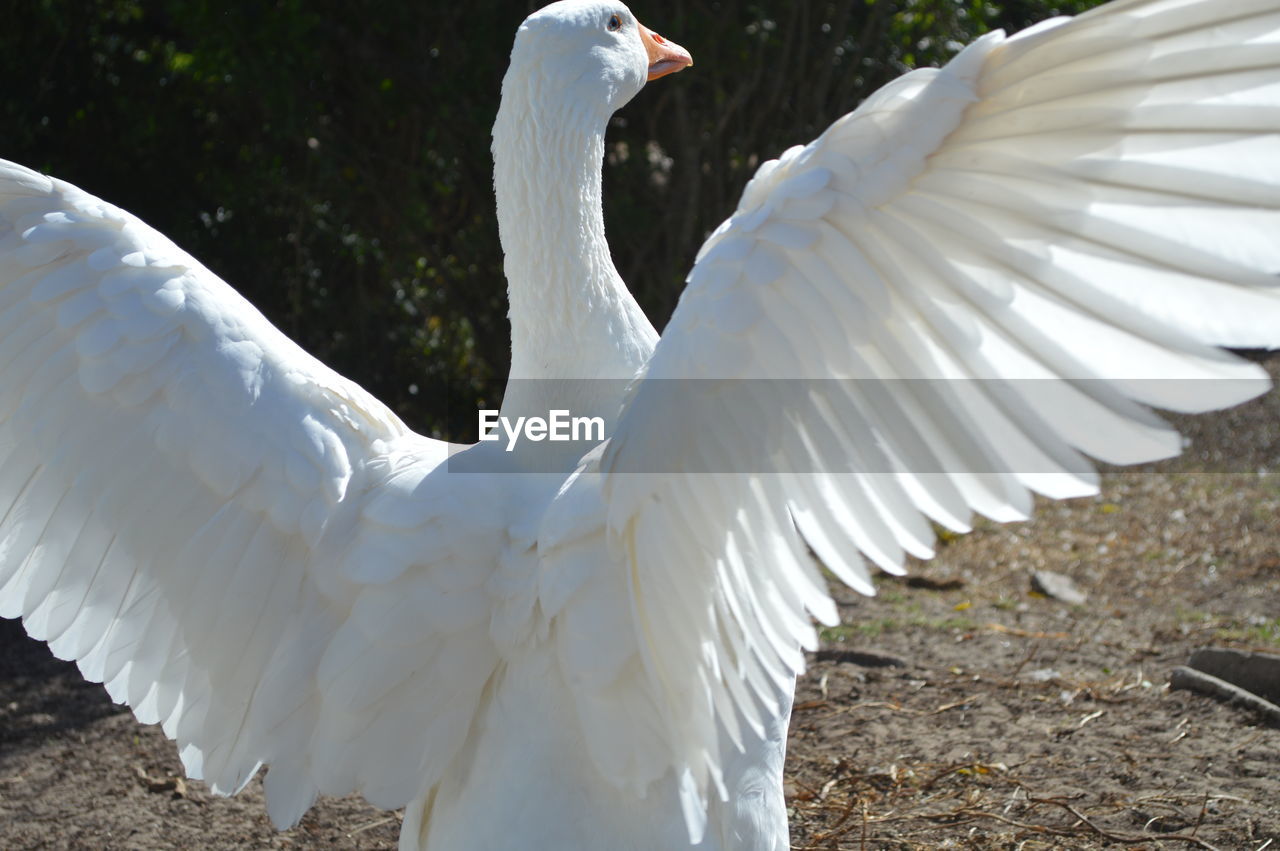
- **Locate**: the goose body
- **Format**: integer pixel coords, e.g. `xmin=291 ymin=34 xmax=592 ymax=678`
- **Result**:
xmin=2 ymin=1 xmax=1279 ymax=848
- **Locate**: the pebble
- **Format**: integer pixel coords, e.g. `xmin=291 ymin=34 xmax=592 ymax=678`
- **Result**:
xmin=1031 ymin=570 xmax=1087 ymax=605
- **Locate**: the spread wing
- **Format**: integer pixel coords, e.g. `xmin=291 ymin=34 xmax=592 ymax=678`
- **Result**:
xmin=587 ymin=0 xmax=1280 ymax=832
xmin=0 ymin=159 xmax=502 ymax=824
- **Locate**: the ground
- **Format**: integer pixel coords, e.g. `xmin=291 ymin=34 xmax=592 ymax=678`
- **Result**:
xmin=1 ymin=360 xmax=1277 ymax=850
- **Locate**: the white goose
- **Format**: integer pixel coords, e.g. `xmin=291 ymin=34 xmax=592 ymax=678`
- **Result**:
xmin=2 ymin=0 xmax=1279 ymax=848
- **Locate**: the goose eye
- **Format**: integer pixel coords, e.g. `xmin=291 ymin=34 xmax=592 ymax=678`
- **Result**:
xmin=607 ymin=14 xmax=622 ymax=31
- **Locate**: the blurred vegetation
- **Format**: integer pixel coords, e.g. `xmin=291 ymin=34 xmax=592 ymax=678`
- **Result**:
xmin=0 ymin=0 xmax=1104 ymax=439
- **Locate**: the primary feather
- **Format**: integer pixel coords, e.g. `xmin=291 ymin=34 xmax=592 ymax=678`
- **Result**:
xmin=1 ymin=0 xmax=1278 ymax=848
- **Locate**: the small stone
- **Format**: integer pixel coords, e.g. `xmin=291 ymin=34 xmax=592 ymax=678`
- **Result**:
xmin=1031 ymin=571 xmax=1087 ymax=605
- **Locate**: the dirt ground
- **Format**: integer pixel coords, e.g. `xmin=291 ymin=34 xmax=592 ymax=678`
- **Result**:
xmin=1 ymin=361 xmax=1277 ymax=850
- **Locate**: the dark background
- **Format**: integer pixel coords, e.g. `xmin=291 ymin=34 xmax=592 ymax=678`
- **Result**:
xmin=1 ymin=0 xmax=1103 ymax=439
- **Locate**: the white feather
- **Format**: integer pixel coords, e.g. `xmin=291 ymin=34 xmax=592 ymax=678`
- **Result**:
xmin=596 ymin=0 xmax=1280 ymax=832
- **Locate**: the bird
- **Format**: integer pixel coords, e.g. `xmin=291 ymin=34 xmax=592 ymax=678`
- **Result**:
xmin=1 ymin=0 xmax=1278 ymax=848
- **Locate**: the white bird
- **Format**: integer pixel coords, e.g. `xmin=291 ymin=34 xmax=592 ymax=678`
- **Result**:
xmin=2 ymin=0 xmax=1279 ymax=848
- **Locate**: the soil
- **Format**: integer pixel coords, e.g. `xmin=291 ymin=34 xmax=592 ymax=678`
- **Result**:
xmin=2 ymin=359 xmax=1278 ymax=850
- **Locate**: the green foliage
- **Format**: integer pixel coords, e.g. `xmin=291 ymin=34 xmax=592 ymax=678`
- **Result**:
xmin=0 ymin=0 xmax=1106 ymax=438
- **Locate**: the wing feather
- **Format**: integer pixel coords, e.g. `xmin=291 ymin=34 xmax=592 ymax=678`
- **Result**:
xmin=0 ymin=159 xmax=503 ymax=824
xmin=585 ymin=0 xmax=1280 ymax=837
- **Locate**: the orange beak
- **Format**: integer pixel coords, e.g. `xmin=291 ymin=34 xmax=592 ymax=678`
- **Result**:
xmin=638 ymin=22 xmax=692 ymax=81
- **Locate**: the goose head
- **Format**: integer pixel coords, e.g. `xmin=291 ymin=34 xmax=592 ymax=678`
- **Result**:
xmin=493 ymin=1 xmax=690 ymax=390
xmin=508 ymin=1 xmax=692 ymax=119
